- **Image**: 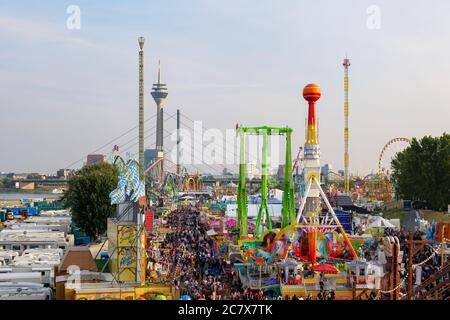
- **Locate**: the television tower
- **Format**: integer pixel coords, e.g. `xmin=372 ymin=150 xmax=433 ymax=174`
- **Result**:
xmin=151 ymin=60 xmax=168 ymax=180
xmin=343 ymin=56 xmax=350 ymax=193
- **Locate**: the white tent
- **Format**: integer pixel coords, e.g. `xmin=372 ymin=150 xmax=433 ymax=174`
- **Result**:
xmin=368 ymin=216 xmax=396 ymax=228
xmin=226 ymin=182 xmax=237 ymax=188
xmin=388 ymin=218 xmax=401 ymax=230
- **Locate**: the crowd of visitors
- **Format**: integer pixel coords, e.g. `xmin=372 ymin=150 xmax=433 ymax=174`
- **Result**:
xmin=157 ymin=207 xmax=227 ymax=299
xmin=148 ymin=207 xmax=447 ymax=300
xmin=384 ymin=227 xmax=447 ymax=276
xmin=152 ymin=207 xmax=337 ymax=300
xmin=382 ymin=227 xmax=449 ymax=298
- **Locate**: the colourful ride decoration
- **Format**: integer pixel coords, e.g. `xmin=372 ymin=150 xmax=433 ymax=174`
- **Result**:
xmin=179 ymin=173 xmax=203 ymax=192
xmin=238 ymin=222 xmax=355 ymax=266
xmin=66 ymin=284 xmax=178 ymax=300
xmin=110 ymin=156 xmax=145 ymax=204
xmin=245 ymin=223 xmax=355 ymax=266
xmin=146 ymin=158 xmax=204 ymax=199
xmin=107 ymin=220 xmax=139 ymax=282
xmin=358 ymin=174 xmax=392 ymax=201
xmin=161 ymin=173 xmax=178 ymax=197
xmin=247 ymin=248 xmax=274 ymax=265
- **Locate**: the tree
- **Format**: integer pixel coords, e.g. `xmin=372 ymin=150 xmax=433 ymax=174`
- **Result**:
xmin=27 ymin=173 xmax=43 ymax=179
xmin=391 ymin=133 xmax=450 ymax=211
xmin=268 ymin=176 xmax=282 ymax=190
xmin=63 ymin=162 xmax=119 ymax=240
xmin=1 ymin=177 xmax=14 ymax=188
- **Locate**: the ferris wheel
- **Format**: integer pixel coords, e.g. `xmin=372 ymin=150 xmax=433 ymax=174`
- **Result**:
xmin=378 ymin=137 xmax=411 ymax=177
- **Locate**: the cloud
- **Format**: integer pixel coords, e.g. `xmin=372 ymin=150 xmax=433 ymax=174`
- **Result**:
xmin=171 ymin=83 xmax=268 ymax=89
xmin=1 ymin=2 xmax=449 ymax=174
xmin=0 ymin=14 xmax=96 ymax=48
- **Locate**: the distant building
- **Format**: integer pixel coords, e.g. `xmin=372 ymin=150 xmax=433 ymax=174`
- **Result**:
xmin=86 ymin=154 xmax=106 ymax=166
xmin=322 ymin=164 xmax=332 ymax=176
xmin=57 ymin=169 xmax=71 ymax=179
xmin=16 ymin=181 xmax=35 ymax=190
xmin=247 ymin=161 xmax=260 ymax=180
xmin=144 ymin=149 xmax=158 ymax=169
xmin=222 ymin=167 xmax=233 ymax=176
xmin=338 ymin=170 xmax=345 ymax=177
xmin=277 ymin=165 xmax=285 ymax=180
xmin=9 ymin=173 xmax=28 ymax=180
xmin=321 ymin=163 xmax=332 ymax=181
xmin=226 ymin=203 xmax=282 ymax=219
xmin=26 ymin=173 xmax=45 ymax=180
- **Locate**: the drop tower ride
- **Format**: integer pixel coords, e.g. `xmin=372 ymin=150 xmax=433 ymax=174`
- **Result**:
xmin=295 ymin=83 xmax=357 ymax=262
xmin=301 ymin=84 xmax=322 ymax=221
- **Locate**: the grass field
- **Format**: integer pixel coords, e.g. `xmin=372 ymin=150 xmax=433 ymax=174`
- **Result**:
xmin=419 ymin=210 xmax=450 ymax=223
xmin=381 ymin=200 xmax=450 ymax=224
xmin=381 ymin=208 xmax=407 ymax=224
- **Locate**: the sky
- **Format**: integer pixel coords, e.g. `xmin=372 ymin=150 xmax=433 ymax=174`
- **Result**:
xmin=0 ymin=0 xmax=449 ymax=175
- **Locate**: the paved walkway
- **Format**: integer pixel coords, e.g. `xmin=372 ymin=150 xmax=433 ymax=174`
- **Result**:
xmin=404 ymin=209 xmax=417 ymax=232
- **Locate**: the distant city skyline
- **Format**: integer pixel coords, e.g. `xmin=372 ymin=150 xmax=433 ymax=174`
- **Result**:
xmin=1 ymin=1 xmax=449 ymax=175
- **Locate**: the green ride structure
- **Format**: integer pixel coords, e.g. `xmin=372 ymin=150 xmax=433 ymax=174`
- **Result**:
xmin=237 ymin=126 xmax=295 ymax=239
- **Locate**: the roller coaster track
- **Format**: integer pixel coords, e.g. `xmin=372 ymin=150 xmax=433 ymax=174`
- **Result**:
xmin=328 ymin=170 xmax=344 ymax=181
xmin=404 ymin=262 xmax=450 ymax=300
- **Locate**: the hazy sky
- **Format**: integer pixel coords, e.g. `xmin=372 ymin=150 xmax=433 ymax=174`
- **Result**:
xmin=1 ymin=0 xmax=449 ymax=175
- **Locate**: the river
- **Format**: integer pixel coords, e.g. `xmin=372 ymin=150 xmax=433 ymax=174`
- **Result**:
xmin=0 ymin=192 xmax=62 ymax=200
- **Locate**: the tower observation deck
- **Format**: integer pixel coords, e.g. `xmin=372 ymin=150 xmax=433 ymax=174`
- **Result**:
xmin=151 ymin=61 xmax=168 ymax=157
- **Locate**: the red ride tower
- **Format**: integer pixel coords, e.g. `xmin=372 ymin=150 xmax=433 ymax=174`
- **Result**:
xmin=303 ymin=83 xmax=321 ymax=145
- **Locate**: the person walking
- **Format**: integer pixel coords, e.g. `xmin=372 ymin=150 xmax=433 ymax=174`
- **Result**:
xmin=319 ymin=272 xmax=325 ymax=292
xmin=329 ymin=289 xmax=336 ymax=300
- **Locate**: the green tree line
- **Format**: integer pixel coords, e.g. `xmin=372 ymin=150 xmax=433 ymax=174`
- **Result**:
xmin=391 ymin=133 xmax=450 ymax=211
xmin=63 ymin=162 xmax=119 ymax=240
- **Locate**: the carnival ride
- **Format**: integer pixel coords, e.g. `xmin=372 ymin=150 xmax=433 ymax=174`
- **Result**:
xmin=292 ymin=146 xmax=305 ymax=200
xmin=144 ymin=156 xmax=204 ymax=202
xmin=354 ymin=174 xmax=392 ymax=202
xmin=160 ymin=171 xmax=203 ymax=194
xmin=291 ymin=84 xmax=357 ymax=264
xmin=378 ymin=137 xmax=411 ymax=177
xmin=235 ymin=84 xmax=358 ymax=270
xmin=110 ymin=156 xmax=145 ymax=204
xmin=214 ymin=181 xmax=238 ymax=199
xmin=236 ymin=126 xmax=295 ymax=239
xmin=309 ymin=137 xmax=411 ymax=203
xmin=353 ymin=138 xmax=411 ymax=202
